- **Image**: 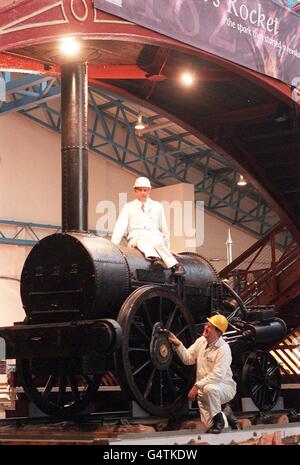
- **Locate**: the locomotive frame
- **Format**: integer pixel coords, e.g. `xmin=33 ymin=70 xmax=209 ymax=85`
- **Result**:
xmin=0 ymin=233 xmax=286 ymax=419
xmin=0 ymin=62 xmax=287 ymax=420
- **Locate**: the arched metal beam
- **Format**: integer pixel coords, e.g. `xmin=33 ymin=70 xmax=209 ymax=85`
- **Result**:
xmin=91 ymin=79 xmax=300 ymax=244
xmin=0 ymin=0 xmax=295 ymax=105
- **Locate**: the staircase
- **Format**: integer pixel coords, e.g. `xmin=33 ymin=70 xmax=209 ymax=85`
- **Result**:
xmin=220 ymin=223 xmax=300 ymax=330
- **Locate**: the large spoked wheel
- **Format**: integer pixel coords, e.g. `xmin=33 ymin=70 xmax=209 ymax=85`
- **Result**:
xmin=17 ymin=357 xmax=101 ymax=418
xmin=115 ymin=285 xmax=196 ymax=416
xmin=242 ymin=350 xmax=281 ymax=411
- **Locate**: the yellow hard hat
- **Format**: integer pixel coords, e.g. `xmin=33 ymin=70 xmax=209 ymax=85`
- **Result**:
xmin=134 ymin=177 xmax=151 ymax=188
xmin=206 ymin=314 xmax=228 ymax=333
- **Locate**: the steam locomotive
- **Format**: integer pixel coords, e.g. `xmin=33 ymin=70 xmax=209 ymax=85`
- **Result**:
xmin=0 ymin=63 xmax=287 ymax=419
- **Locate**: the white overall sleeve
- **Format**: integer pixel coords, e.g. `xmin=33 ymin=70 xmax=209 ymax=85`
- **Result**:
xmin=175 ymin=339 xmax=200 ymax=366
xmin=111 ymin=204 xmax=129 ymax=245
xmin=160 ymin=205 xmax=171 ymax=250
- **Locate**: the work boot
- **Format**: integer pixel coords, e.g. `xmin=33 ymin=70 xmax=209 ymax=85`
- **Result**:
xmin=172 ymin=264 xmax=185 ymax=276
xmin=223 ymin=404 xmax=239 ymax=430
xmin=207 ymin=412 xmax=224 ymax=434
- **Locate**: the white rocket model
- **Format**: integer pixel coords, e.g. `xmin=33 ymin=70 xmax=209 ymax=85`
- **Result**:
xmin=226 ymin=227 xmax=233 ymax=265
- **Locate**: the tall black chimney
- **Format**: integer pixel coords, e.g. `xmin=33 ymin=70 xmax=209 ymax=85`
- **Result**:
xmin=61 ymin=63 xmax=88 ymax=232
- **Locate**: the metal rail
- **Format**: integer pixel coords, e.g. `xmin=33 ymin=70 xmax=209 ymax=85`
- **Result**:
xmin=109 ymin=421 xmax=300 ymax=445
xmin=0 ymin=410 xmax=298 ymax=446
xmin=220 ymin=222 xmax=300 ymax=309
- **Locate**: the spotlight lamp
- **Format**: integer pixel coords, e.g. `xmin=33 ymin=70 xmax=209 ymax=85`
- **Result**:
xmin=59 ymin=37 xmax=81 ymax=56
xmin=180 ymin=71 xmax=194 ymax=86
xmin=135 ymin=113 xmax=145 ymax=131
xmin=237 ymin=174 xmax=247 ymax=186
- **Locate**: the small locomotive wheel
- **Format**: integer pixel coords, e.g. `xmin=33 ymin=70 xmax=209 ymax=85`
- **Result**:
xmin=115 ymin=285 xmax=196 ymax=416
xmin=18 ymin=358 xmax=101 ymax=418
xmin=242 ymin=350 xmax=281 ymax=411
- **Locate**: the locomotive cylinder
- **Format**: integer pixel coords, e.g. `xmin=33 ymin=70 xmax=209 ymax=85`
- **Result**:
xmin=247 ymin=319 xmax=287 ymax=345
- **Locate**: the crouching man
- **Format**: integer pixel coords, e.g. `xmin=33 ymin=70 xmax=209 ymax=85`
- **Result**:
xmin=168 ymin=314 xmax=236 ymax=434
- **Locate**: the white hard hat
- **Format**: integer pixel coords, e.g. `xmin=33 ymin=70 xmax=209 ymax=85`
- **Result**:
xmin=134 ymin=177 xmax=151 ymax=188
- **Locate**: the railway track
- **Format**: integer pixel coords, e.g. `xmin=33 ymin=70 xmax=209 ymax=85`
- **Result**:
xmin=0 ymin=422 xmax=299 ymax=446
xmin=0 ymin=409 xmax=298 ymax=446
xmin=0 ymin=411 xmax=166 ymax=445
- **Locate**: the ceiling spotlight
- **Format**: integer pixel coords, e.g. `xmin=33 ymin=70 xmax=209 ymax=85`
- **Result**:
xmin=237 ymin=174 xmax=247 ymax=186
xmin=59 ymin=37 xmax=81 ymax=56
xmin=135 ymin=114 xmax=145 ymax=131
xmin=180 ymin=72 xmax=194 ymax=86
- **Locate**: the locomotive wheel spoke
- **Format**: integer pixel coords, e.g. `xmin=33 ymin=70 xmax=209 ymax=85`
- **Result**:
xmin=260 ymin=354 xmax=268 ymax=374
xmin=252 ymin=383 xmax=263 ymax=396
xmin=141 ymin=303 xmax=154 ymax=334
xmin=170 ymin=360 xmax=191 ymax=381
xmin=267 ymin=365 xmax=278 ymax=377
xmin=128 ymin=347 xmax=149 ymax=352
xmin=159 ymin=371 xmax=163 ymax=405
xmin=165 ymin=306 xmax=179 ymax=330
xmin=144 ymin=368 xmax=156 ymax=400
xmin=176 ymin=324 xmax=190 ymax=338
xmin=132 ymin=320 xmax=150 ymax=342
xmin=42 ymin=375 xmax=56 ymax=399
xmin=159 ymin=296 xmax=163 ymax=324
xmin=17 ymin=359 xmax=101 ymax=418
xmin=257 ymin=388 xmax=265 ymax=407
xmin=57 ymin=376 xmax=67 ymax=406
xmin=165 ymin=369 xmax=177 ymax=399
xmin=132 ymin=359 xmax=152 ymax=376
xmin=115 ymin=285 xmax=196 ymax=416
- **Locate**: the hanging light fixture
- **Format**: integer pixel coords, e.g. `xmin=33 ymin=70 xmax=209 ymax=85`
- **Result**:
xmin=237 ymin=174 xmax=247 ymax=186
xmin=135 ymin=113 xmax=145 ymax=131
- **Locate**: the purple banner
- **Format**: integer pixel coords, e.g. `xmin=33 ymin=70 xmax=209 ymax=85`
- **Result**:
xmin=93 ymin=0 xmax=300 ymax=86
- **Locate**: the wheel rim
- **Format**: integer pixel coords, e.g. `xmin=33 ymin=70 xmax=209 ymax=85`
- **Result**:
xmin=18 ymin=358 xmax=101 ymax=418
xmin=115 ymin=285 xmax=196 ymax=416
xmin=242 ymin=350 xmax=281 ymax=411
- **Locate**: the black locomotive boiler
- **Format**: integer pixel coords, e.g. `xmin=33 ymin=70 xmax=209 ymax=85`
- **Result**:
xmin=0 ymin=63 xmax=287 ymax=419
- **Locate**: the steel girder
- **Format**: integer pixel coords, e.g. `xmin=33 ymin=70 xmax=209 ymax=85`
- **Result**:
xmin=0 ymin=219 xmax=60 ymax=247
xmin=0 ymin=216 xmax=289 ymax=249
xmin=0 ymin=72 xmax=281 ymax=239
xmin=0 ymin=219 xmax=110 ymax=247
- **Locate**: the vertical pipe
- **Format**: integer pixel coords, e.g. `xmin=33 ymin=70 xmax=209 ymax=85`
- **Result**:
xmin=61 ymin=63 xmax=88 ymax=232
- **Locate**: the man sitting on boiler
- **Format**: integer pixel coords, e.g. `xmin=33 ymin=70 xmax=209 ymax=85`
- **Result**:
xmin=111 ymin=177 xmax=185 ymax=276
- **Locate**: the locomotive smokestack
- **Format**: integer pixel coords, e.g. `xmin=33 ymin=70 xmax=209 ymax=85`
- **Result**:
xmin=61 ymin=63 xmax=88 ymax=232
